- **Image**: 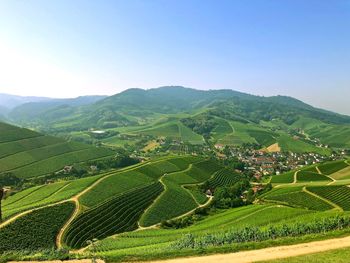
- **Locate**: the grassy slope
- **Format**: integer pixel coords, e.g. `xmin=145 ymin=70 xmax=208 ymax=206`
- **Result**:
xmin=0 ymin=122 xmax=114 ymax=179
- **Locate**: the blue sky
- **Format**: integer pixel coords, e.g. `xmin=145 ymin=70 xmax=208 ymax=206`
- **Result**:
xmin=0 ymin=0 xmax=349 ymax=114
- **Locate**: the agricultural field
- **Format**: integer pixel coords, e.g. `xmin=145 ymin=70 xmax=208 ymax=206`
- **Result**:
xmin=263 ymin=189 xmax=333 ymax=211
xmin=64 ymin=182 xmax=163 ymax=248
xmin=208 ymin=168 xmax=242 ymax=188
xmin=90 ymin=205 xmax=349 ymax=261
xmin=1 ymin=148 xmax=350 ymax=262
xmin=318 ymin=160 xmax=349 ymax=175
xmin=2 ymin=174 xmax=104 ymax=219
xmin=307 ymin=186 xmax=350 ymax=210
xmin=271 ymin=170 xmax=295 ymax=184
xmin=0 ymin=122 xmax=114 ymax=179
xmin=296 ymin=171 xmax=332 ymax=182
xmin=0 ymin=202 xmax=74 ymax=252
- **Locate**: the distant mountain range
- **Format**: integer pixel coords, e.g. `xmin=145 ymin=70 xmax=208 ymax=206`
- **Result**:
xmin=1 ymin=86 xmax=350 ymax=149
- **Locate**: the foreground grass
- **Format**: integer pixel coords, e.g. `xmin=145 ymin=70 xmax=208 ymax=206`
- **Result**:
xmin=262 ymin=246 xmax=350 ymax=262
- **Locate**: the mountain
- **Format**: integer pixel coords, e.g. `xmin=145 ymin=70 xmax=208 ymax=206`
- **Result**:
xmin=0 ymin=93 xmax=51 ymax=110
xmin=9 ymin=95 xmax=107 ymax=123
xmin=6 ymin=86 xmax=350 ymax=150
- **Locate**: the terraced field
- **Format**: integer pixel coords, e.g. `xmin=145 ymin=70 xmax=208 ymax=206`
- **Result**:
xmin=0 ymin=122 xmax=114 ymax=178
xmin=263 ymin=189 xmax=333 ymax=211
xmin=318 ymin=160 xmax=349 ymax=175
xmin=3 ymin=152 xmax=350 ymax=262
xmin=208 ymin=168 xmax=242 ymax=188
xmin=140 ymin=160 xmax=223 ymax=226
xmin=64 ymin=182 xmax=163 ymax=248
xmin=79 ymin=156 xmax=199 ymax=208
xmin=297 ymin=171 xmax=332 ymax=182
xmin=0 ymin=202 xmax=75 ymax=252
xmin=2 ymin=174 xmax=104 ymax=218
xmin=307 ymin=186 xmax=350 ymax=210
xmin=92 ymin=205 xmax=343 ymax=260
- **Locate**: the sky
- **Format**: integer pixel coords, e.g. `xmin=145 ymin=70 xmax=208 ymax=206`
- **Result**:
xmin=0 ymin=0 xmax=349 ymax=115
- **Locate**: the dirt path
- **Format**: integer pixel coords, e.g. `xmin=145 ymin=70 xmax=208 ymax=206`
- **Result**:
xmin=316 ymin=166 xmax=322 ymax=174
xmin=148 ymin=235 xmax=350 ymax=263
xmin=293 ymin=170 xmax=299 ymax=184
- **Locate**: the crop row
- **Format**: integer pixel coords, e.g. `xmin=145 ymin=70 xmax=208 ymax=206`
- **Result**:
xmin=0 ymin=202 xmax=74 ymax=252
xmin=264 ymin=191 xmax=333 ymax=211
xmin=0 ymin=135 xmax=63 ymax=159
xmin=10 ymin=147 xmax=113 ymax=179
xmin=297 ymin=171 xmax=331 ymax=182
xmin=64 ymin=182 xmax=163 ymax=249
xmin=139 ymin=180 xmax=198 ymax=227
xmin=0 ymin=141 xmax=89 ymax=172
xmin=172 ymin=215 xmax=350 ymax=249
xmin=80 ymin=157 xmax=199 ymax=208
xmin=318 ymin=160 xmax=349 ymax=175
xmin=307 ymin=185 xmax=350 ymax=210
xmin=3 ymin=175 xmax=103 ymax=219
xmin=208 ymin=168 xmax=241 ymax=188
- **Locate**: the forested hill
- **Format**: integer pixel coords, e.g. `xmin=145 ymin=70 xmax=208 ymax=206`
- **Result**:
xmin=7 ymin=86 xmax=350 ymax=131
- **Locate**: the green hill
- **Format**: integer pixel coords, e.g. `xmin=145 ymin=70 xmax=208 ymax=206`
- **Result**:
xmin=6 ymin=87 xmax=350 ymax=151
xmin=0 ymin=122 xmax=114 ymax=180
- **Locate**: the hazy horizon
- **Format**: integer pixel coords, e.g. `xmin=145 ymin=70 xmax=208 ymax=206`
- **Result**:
xmin=0 ymin=0 xmax=349 ymax=115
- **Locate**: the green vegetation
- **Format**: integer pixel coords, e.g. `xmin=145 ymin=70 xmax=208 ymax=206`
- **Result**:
xmin=140 ymin=179 xmax=199 ymax=226
xmin=207 ymin=169 xmax=242 ymax=188
xmin=79 ymin=157 xmax=198 ymax=208
xmin=64 ymin=182 xmax=163 ymax=249
xmin=263 ymin=190 xmax=333 ymax=211
xmin=172 ymin=215 xmax=350 ymax=249
xmin=0 ymin=202 xmax=74 ymax=252
xmin=0 ymin=122 xmax=114 ymax=179
xmin=307 ymin=186 xmax=350 ymax=210
xmin=271 ymin=171 xmax=295 ymax=184
xmin=297 ymin=171 xmax=332 ymax=182
xmin=3 ymin=175 xmax=103 ymax=219
xmin=318 ymin=160 xmax=349 ymax=175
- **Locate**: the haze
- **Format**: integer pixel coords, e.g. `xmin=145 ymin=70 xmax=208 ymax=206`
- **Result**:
xmin=0 ymin=0 xmax=349 ymax=114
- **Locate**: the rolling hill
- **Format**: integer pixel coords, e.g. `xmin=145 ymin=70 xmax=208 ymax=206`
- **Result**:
xmin=6 ymin=87 xmax=350 ymax=151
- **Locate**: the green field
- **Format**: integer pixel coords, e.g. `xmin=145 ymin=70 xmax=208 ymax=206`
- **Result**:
xmin=0 ymin=122 xmax=114 ymax=178
xmin=307 ymin=186 xmax=350 ymax=210
xmin=271 ymin=171 xmax=295 ymax=184
xmin=297 ymin=171 xmax=332 ymax=182
xmin=318 ymin=160 xmax=349 ymax=175
xmin=0 ymin=202 xmax=74 ymax=252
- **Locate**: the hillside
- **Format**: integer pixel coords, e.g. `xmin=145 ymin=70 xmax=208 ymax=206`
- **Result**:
xmin=6 ymin=87 xmax=350 ymax=151
xmin=0 ymin=121 xmax=114 ymax=180
xmin=2 ymin=157 xmax=350 ymax=261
